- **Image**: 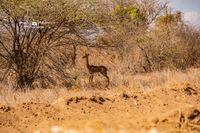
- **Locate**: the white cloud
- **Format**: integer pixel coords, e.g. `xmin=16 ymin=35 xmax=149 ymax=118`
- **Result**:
xmin=184 ymin=11 xmax=200 ymax=25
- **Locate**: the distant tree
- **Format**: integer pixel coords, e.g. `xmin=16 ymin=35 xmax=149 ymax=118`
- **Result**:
xmin=112 ymin=4 xmax=146 ymax=24
xmin=155 ymin=10 xmax=183 ymax=32
xmin=135 ymin=8 xmax=200 ymax=72
xmin=96 ymin=0 xmax=167 ymax=73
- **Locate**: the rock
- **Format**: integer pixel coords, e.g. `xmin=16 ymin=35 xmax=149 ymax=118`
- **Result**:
xmin=184 ymin=87 xmax=197 ymax=95
xmin=99 ymin=97 xmax=105 ymax=102
xmin=90 ymin=96 xmax=98 ymax=103
xmin=188 ymin=109 xmax=200 ymax=120
xmin=122 ymin=93 xmax=130 ymax=99
xmin=152 ymin=118 xmax=159 ymax=124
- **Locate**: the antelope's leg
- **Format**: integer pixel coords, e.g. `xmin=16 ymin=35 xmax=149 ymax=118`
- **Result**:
xmin=89 ymin=75 xmax=92 ymax=83
xmin=91 ymin=74 xmax=94 ymax=83
xmin=89 ymin=74 xmax=94 ymax=83
xmin=106 ymin=75 xmax=110 ymax=87
xmin=107 ymin=76 xmax=110 ymax=85
xmin=102 ymin=73 xmax=110 ymax=87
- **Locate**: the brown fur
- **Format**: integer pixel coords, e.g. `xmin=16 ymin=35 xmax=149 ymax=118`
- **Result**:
xmin=83 ymin=54 xmax=109 ymax=87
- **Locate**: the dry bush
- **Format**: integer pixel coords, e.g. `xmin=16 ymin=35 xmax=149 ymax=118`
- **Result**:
xmin=98 ymin=6 xmax=200 ymax=75
xmin=0 ymin=0 xmax=105 ymax=89
xmin=133 ymin=11 xmax=200 ymax=72
xmin=96 ymin=0 xmax=167 ymax=75
xmin=136 ymin=25 xmax=200 ymax=72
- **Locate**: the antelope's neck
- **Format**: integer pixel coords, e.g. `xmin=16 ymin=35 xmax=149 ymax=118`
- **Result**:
xmin=86 ymin=57 xmax=90 ymax=68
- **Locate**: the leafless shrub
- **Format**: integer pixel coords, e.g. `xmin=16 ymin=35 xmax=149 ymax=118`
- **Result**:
xmin=136 ymin=23 xmax=200 ymax=72
xmin=0 ymin=0 xmax=102 ymax=89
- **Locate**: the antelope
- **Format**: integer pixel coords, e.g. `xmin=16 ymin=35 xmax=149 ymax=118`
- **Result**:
xmin=83 ymin=53 xmax=109 ymax=87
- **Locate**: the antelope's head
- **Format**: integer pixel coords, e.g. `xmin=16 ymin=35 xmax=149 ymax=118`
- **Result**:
xmin=82 ymin=53 xmax=89 ymax=59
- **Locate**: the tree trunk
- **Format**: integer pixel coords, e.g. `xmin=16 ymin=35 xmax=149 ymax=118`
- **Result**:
xmin=17 ymin=74 xmax=34 ymax=89
xmin=72 ymin=45 xmax=77 ymax=66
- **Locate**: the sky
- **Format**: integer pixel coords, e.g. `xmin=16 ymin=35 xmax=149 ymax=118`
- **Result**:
xmin=168 ymin=0 xmax=200 ymax=26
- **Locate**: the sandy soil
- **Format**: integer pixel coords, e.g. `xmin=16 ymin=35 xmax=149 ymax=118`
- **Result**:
xmin=0 ymin=86 xmax=200 ymax=133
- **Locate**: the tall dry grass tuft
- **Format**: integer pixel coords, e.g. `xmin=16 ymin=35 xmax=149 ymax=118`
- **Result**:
xmin=132 ymin=68 xmax=200 ymax=90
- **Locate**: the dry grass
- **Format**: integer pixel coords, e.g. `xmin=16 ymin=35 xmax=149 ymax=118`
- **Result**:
xmin=0 ymin=68 xmax=199 ymax=106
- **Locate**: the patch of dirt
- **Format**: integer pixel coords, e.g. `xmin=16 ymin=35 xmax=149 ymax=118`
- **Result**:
xmin=0 ymin=86 xmax=200 ymax=133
